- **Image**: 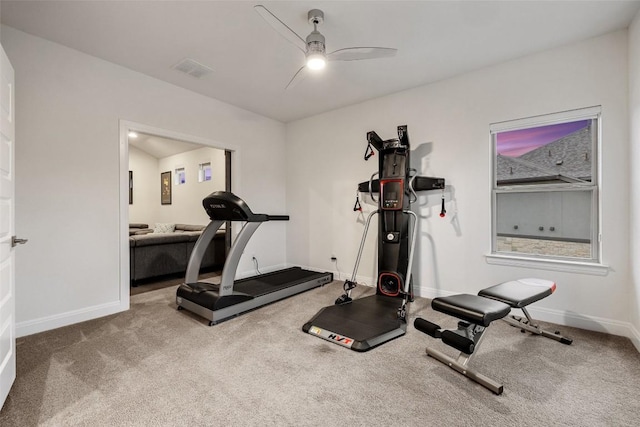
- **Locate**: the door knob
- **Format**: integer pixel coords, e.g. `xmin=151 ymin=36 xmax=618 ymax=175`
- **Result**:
xmin=11 ymin=236 xmax=28 ymax=247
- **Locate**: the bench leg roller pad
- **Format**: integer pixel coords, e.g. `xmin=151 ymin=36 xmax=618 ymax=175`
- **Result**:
xmin=414 ymin=317 xmax=441 ymax=338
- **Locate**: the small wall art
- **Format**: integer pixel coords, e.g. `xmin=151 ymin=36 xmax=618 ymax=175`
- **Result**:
xmin=161 ymin=171 xmax=172 ymax=205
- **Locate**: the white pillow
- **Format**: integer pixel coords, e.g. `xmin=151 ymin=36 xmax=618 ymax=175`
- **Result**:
xmin=154 ymin=223 xmax=176 ymax=233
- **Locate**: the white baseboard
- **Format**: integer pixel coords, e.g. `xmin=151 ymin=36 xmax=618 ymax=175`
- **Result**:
xmin=628 ymin=324 xmax=640 ymax=352
xmin=528 ymin=306 xmax=637 ymax=339
xmin=16 ymin=300 xmax=127 ymax=338
xmin=237 ymin=262 xmax=290 ymax=279
xmin=283 ymin=263 xmax=373 ymax=287
xmin=417 ymin=285 xmax=640 ymax=352
xmin=415 ymin=286 xmax=457 ymax=300
xmin=333 ymin=273 xmax=375 ymax=288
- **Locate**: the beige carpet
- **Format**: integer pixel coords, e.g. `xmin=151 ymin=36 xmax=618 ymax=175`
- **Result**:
xmin=1 ymin=281 xmax=639 ymax=426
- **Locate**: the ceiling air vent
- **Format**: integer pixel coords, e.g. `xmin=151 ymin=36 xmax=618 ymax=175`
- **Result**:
xmin=172 ymin=58 xmax=214 ymax=79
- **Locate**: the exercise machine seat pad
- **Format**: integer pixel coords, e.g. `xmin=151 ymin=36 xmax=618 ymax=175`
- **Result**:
xmin=431 ymin=294 xmax=511 ymax=327
xmin=478 ymin=278 xmax=556 ymax=309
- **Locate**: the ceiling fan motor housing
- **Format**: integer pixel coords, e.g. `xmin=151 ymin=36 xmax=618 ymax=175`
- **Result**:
xmin=306 ymin=30 xmax=326 ymax=54
xmin=306 ymin=9 xmax=326 ymax=55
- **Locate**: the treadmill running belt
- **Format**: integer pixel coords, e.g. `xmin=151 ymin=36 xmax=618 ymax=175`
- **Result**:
xmin=234 ymin=267 xmax=327 ymax=297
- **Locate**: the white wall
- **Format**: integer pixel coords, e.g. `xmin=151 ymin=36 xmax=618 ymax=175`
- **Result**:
xmin=629 ymin=10 xmax=640 ymax=347
xmin=128 ymin=146 xmax=158 ymax=225
xmin=129 ymin=146 xmax=226 ymax=227
xmin=1 ymin=25 xmax=287 ymax=336
xmin=3 ymin=20 xmax=637 ymax=347
xmin=286 ymin=30 xmax=634 ymax=340
xmin=157 ymin=146 xmax=225 ymax=226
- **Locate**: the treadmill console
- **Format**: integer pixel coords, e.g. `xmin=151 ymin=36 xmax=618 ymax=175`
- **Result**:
xmin=202 ymin=191 xmax=266 ymax=222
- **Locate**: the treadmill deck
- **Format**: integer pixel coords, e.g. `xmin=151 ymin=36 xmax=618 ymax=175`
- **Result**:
xmin=177 ymin=267 xmax=332 ymax=324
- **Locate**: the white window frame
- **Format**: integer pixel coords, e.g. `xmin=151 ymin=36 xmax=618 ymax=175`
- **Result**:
xmin=486 ymin=106 xmax=608 ymax=275
xmin=174 ymin=166 xmax=186 ymax=185
xmin=198 ymin=161 xmax=212 ymax=183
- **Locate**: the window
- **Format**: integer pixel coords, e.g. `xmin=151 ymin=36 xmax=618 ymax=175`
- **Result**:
xmin=175 ymin=167 xmax=186 ymax=185
xmin=491 ymin=106 xmax=600 ymax=263
xmin=198 ymin=162 xmax=212 ymax=182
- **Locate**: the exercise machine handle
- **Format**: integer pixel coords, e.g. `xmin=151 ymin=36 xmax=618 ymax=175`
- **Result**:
xmin=364 ymin=142 xmax=375 ymax=161
xmin=369 ymin=172 xmax=378 ymax=203
xmin=353 ymin=197 xmax=362 ymax=212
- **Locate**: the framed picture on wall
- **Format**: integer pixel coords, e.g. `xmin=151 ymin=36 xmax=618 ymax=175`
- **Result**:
xmin=129 ymin=171 xmax=133 ymax=205
xmin=161 ymin=171 xmax=172 ymax=205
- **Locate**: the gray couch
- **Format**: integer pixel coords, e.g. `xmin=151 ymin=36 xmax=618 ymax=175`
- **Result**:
xmin=129 ymin=223 xmax=226 ymax=284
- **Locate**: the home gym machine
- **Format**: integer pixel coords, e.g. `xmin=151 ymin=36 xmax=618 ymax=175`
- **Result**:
xmin=303 ymin=125 xmax=445 ymax=351
xmin=176 ymin=191 xmax=333 ymax=325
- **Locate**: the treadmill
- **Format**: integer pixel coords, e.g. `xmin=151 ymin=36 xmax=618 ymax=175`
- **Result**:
xmin=303 ymin=126 xmax=445 ymax=351
xmin=176 ymin=191 xmax=333 ymax=325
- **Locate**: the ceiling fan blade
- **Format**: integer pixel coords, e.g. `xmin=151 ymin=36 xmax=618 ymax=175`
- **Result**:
xmin=285 ymin=66 xmax=309 ymax=90
xmin=254 ymin=5 xmax=307 ymax=53
xmin=327 ymin=47 xmax=398 ymax=62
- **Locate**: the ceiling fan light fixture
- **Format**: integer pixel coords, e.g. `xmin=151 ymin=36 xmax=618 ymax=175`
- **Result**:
xmin=305 ymin=28 xmax=327 ymax=71
xmin=254 ymin=6 xmax=397 ymax=88
xmin=306 ymin=52 xmax=326 ymax=70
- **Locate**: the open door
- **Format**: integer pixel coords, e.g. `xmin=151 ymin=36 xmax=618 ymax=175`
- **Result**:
xmin=0 ymin=44 xmax=19 ymax=408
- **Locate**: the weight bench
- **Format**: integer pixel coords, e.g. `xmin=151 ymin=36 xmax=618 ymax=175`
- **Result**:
xmin=414 ymin=278 xmax=572 ymax=394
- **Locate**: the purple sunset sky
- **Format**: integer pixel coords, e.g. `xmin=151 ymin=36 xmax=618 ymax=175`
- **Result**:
xmin=497 ymin=119 xmax=589 ymax=157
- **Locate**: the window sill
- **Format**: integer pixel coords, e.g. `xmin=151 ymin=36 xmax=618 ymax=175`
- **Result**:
xmin=485 ymin=254 xmax=609 ymax=276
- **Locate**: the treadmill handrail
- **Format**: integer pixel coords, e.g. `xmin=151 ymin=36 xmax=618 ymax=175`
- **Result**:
xmin=187 ymin=191 xmax=290 ymax=295
xmin=185 ymin=220 xmax=225 ymax=284
xmin=218 ymin=222 xmax=262 ymax=297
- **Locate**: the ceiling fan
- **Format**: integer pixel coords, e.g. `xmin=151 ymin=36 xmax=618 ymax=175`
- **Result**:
xmin=254 ymin=5 xmax=398 ymax=89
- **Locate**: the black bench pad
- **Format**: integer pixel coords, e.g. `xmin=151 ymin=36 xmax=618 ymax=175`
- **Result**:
xmin=478 ymin=278 xmax=555 ymax=309
xmin=432 ymin=294 xmax=511 ymax=327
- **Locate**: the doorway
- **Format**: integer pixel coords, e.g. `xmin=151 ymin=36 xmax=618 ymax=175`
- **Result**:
xmin=120 ymin=121 xmax=236 ymax=302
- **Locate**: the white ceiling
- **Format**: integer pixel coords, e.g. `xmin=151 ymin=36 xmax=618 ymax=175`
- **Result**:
xmin=129 ymin=132 xmax=207 ymax=159
xmin=1 ymin=1 xmax=639 ymax=123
